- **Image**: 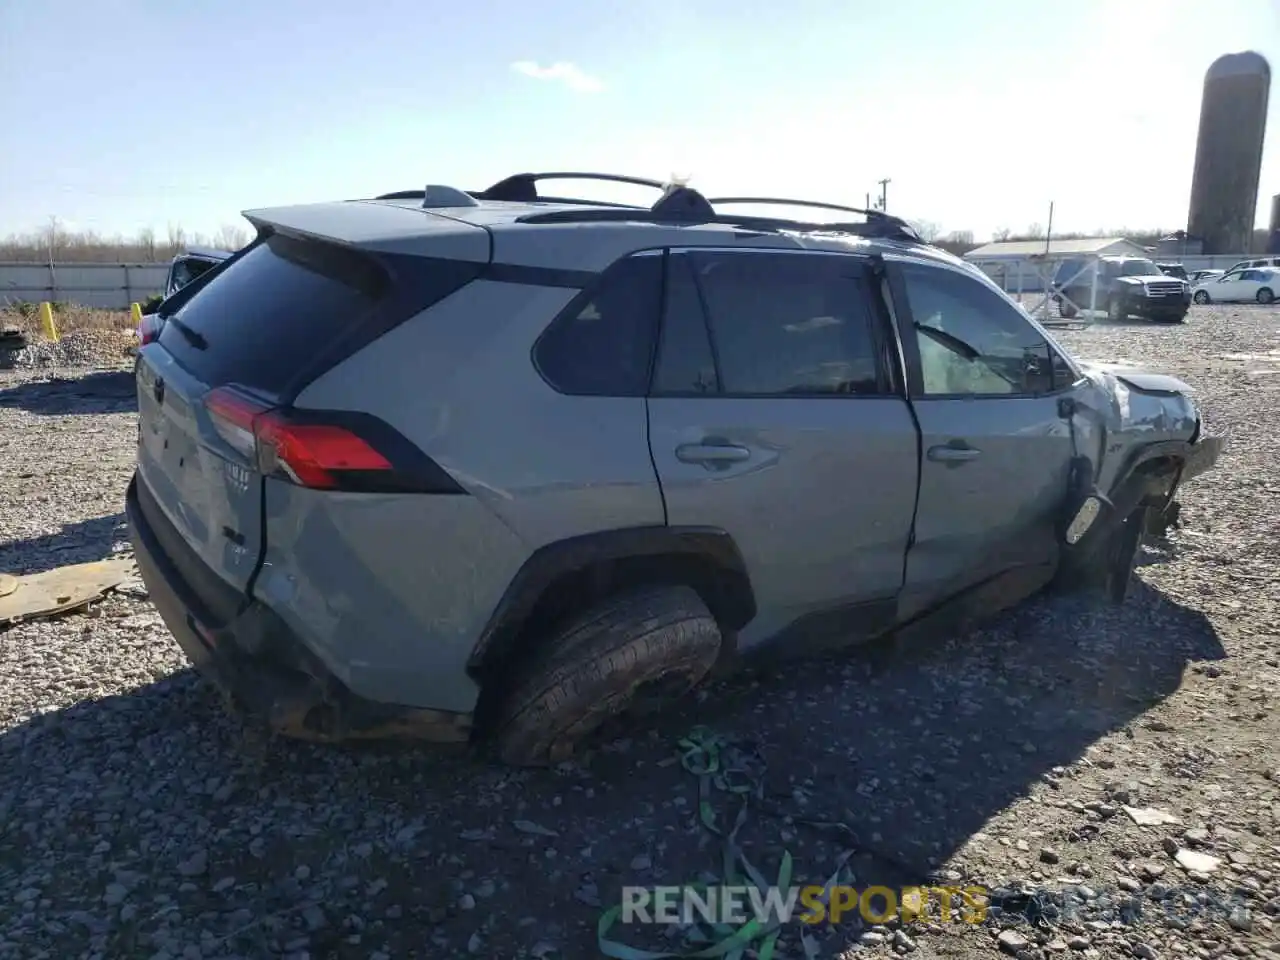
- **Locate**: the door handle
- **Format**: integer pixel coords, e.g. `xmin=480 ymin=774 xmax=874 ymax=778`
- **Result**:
xmin=675 ymin=442 xmax=752 ymax=465
xmin=927 ymin=443 xmax=981 ymax=463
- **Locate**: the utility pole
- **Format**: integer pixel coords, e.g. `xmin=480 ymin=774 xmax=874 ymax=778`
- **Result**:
xmin=877 ymin=178 xmax=891 ymax=212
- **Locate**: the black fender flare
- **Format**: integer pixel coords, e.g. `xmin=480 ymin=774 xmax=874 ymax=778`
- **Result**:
xmin=466 ymin=525 xmax=756 ymax=675
xmin=1107 ymin=439 xmax=1191 ymax=515
xmin=1060 ymin=439 xmax=1190 ymax=574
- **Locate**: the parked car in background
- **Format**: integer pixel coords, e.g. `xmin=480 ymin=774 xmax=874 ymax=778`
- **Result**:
xmin=1223 ymin=256 xmax=1280 ymax=274
xmin=1191 ymin=266 xmax=1278 ymax=304
xmin=127 ymin=172 xmax=1222 ymax=766
xmin=1189 ymin=269 xmax=1225 ymax=285
xmin=1053 ymin=255 xmax=1191 ymax=323
xmin=137 ymin=247 xmax=233 ymax=345
xmin=1156 ymin=262 xmax=1188 ymax=281
xmin=164 ymin=247 xmax=232 ymax=300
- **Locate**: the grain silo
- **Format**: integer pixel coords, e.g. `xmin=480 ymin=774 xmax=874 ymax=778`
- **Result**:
xmin=1186 ymin=51 xmax=1271 ymax=255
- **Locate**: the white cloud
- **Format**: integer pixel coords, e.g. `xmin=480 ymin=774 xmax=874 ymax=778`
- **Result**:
xmin=510 ymin=60 xmax=603 ymax=93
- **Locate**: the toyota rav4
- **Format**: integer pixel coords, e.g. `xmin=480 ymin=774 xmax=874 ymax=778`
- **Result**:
xmin=127 ymin=173 xmax=1223 ymax=766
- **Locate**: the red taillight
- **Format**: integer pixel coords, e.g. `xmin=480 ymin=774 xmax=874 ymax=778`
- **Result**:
xmin=203 ymin=385 xmax=394 ymax=490
xmin=204 ymin=386 xmax=263 ymax=459
xmin=256 ymin=420 xmax=392 ymax=489
xmin=138 ymin=316 xmax=161 ymax=346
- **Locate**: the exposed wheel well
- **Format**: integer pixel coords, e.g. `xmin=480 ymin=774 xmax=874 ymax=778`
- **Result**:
xmin=469 ymin=548 xmax=753 ymax=737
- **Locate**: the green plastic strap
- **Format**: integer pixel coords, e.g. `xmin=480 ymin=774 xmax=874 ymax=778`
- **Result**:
xmin=598 ymin=729 xmax=796 ymax=959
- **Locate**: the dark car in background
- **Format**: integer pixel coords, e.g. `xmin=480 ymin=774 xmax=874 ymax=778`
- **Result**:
xmin=1053 ymin=256 xmax=1191 ymax=324
xmin=138 ymin=247 xmax=233 ymax=345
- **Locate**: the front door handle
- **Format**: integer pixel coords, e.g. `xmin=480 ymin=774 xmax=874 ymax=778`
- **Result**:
xmin=927 ymin=442 xmax=981 ymax=463
xmin=675 ymin=442 xmax=752 ymax=466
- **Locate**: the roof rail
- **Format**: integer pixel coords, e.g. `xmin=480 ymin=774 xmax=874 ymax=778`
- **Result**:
xmin=515 ymin=187 xmax=923 ymax=244
xmin=473 ymin=172 xmax=669 ymax=203
xmin=374 ymin=173 xmax=926 ymax=245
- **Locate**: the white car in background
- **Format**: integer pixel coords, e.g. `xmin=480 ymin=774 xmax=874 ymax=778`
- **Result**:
xmin=1191 ymin=266 xmax=1278 ymax=305
xmin=1223 ymin=255 xmax=1280 ymax=274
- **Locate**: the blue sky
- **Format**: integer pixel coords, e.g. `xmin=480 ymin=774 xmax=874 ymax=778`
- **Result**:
xmin=2 ymin=0 xmax=1277 ymax=243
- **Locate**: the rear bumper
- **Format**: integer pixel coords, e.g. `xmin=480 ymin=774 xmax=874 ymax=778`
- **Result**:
xmin=126 ymin=473 xmax=472 ymax=744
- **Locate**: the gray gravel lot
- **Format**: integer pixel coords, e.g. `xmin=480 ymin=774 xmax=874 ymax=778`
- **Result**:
xmin=1 ymin=306 xmax=1278 ymax=960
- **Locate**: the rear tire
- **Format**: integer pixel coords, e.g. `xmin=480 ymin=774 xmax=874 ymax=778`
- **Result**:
xmin=1107 ymin=297 xmax=1126 ymax=322
xmin=1058 ymin=300 xmax=1078 ymax=319
xmin=492 ymin=585 xmax=721 ymax=766
xmin=1193 ymin=290 xmax=1210 ymax=305
xmin=1258 ymin=287 xmax=1275 ymax=305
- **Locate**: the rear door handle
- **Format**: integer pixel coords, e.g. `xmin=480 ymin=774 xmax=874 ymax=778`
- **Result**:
xmin=927 ymin=443 xmax=981 ymax=463
xmin=675 ymin=442 xmax=752 ymax=465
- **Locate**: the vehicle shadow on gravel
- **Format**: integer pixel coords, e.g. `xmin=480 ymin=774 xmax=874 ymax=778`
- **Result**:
xmin=0 ymin=512 xmax=128 ymax=575
xmin=0 ymin=371 xmax=136 ymax=416
xmin=0 ymin=578 xmax=1225 ymax=958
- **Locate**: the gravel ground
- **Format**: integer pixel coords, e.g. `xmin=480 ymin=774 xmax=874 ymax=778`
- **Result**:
xmin=1 ymin=306 xmax=1278 ymax=960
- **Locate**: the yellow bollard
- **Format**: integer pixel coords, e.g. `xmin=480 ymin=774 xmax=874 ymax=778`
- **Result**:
xmin=38 ymin=302 xmax=59 ymax=342
xmin=130 ymin=302 xmax=143 ymax=327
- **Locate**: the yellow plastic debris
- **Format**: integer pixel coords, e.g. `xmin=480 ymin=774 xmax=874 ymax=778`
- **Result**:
xmin=39 ymin=301 xmax=59 ymax=341
xmin=0 ymin=558 xmax=137 ymax=625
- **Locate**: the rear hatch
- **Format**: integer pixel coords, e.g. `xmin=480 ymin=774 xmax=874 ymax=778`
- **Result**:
xmin=134 ymin=213 xmax=488 ymax=601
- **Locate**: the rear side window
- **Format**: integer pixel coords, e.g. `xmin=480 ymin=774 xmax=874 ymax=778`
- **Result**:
xmin=687 ymin=251 xmax=883 ymax=396
xmin=534 ymin=254 xmax=662 ymax=397
xmin=158 ymin=233 xmax=387 ymax=396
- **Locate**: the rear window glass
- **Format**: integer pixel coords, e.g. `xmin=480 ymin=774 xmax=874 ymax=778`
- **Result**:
xmin=157 ymin=233 xmax=386 ymax=396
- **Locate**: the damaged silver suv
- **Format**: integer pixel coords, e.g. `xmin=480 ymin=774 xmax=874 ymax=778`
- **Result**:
xmin=126 ymin=173 xmax=1223 ymax=765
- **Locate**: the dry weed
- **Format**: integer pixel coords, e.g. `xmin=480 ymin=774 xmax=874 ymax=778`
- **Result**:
xmin=0 ymin=306 xmax=133 ymax=337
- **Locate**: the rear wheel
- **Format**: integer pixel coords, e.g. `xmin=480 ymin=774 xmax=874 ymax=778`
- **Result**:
xmin=1107 ymin=297 xmax=1126 ymax=322
xmin=491 ymin=585 xmax=721 ymax=766
xmin=1258 ymin=287 xmax=1275 ymax=305
xmin=1193 ymin=290 xmax=1210 ymax=304
xmin=1058 ymin=299 xmax=1078 ymax=319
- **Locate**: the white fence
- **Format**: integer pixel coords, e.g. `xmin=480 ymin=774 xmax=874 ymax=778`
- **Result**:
xmin=979 ymin=253 xmax=1256 ymax=294
xmin=0 ymin=262 xmax=169 ymax=310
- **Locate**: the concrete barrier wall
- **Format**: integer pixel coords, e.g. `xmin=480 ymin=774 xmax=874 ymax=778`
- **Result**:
xmin=0 ymin=262 xmax=169 ymax=310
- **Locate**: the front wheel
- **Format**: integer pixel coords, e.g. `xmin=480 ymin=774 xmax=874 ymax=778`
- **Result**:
xmin=1193 ymin=290 xmax=1210 ymax=304
xmin=1054 ymin=505 xmax=1151 ymax=603
xmin=1257 ymin=287 xmax=1275 ymax=305
xmin=1058 ymin=299 xmax=1078 ymax=319
xmin=491 ymin=585 xmax=722 ymax=766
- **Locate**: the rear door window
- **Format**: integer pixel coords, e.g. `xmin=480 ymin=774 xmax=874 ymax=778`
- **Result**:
xmin=685 ymin=251 xmax=886 ymax=396
xmin=157 ymin=233 xmax=387 ymax=396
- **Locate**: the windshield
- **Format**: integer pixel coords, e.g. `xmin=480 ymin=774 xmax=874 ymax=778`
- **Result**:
xmin=1120 ymin=259 xmax=1163 ymax=277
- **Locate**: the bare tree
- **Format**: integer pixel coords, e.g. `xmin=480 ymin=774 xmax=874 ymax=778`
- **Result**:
xmin=166 ymin=222 xmax=187 ymax=252
xmin=913 ymin=220 xmax=942 ymax=243
xmin=1024 ymin=223 xmax=1046 ymax=239
xmin=944 ymin=229 xmax=975 ymax=245
xmin=213 ymin=223 xmax=249 ymax=251
xmin=992 ymin=227 xmax=1011 ymax=242
xmin=137 ymin=227 xmax=156 ymax=261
